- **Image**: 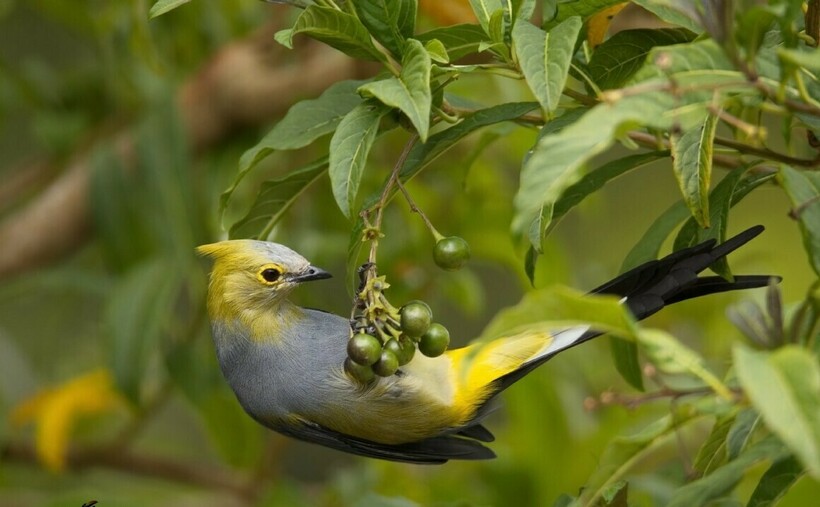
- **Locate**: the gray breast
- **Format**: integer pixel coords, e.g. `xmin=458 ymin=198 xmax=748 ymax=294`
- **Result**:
xmin=212 ymin=309 xmax=351 ymax=427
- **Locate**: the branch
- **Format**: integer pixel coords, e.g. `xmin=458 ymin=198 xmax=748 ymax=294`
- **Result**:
xmin=585 ymin=386 xmax=743 ymax=411
xmin=1 ymin=441 xmax=253 ymax=499
xmin=713 ymin=135 xmax=820 ymax=168
xmin=0 ymin=10 xmax=365 ymax=280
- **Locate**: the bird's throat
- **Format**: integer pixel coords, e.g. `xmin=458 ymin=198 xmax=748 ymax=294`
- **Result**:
xmin=210 ymin=295 xmax=304 ymax=344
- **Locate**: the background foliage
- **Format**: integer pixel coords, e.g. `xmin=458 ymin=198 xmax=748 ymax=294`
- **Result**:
xmin=1 ymin=0 xmax=819 ymax=505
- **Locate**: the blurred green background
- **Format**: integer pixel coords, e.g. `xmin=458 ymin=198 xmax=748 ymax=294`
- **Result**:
xmin=0 ymin=1 xmax=817 ymax=506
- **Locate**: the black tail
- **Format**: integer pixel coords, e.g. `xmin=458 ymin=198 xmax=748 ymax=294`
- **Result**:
xmin=489 ymin=225 xmax=775 ymax=394
xmin=592 ymin=225 xmax=773 ymax=319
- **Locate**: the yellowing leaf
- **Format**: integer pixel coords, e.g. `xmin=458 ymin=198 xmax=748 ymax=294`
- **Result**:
xmin=587 ymin=3 xmax=628 ymax=48
xmin=10 ymin=369 xmax=125 ymax=472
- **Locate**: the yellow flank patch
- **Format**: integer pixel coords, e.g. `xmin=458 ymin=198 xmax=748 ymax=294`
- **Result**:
xmin=448 ymin=330 xmax=554 ymax=421
xmin=10 ymin=369 xmax=125 ymax=472
xmin=587 ymin=3 xmax=628 ymax=48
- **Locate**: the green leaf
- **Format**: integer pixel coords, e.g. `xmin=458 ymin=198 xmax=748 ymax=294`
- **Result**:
xmin=620 ymin=200 xmax=691 ymax=271
xmin=747 ymin=455 xmax=805 ymax=507
xmin=693 ymin=414 xmax=736 ymax=477
xmin=469 ymin=0 xmax=503 ymax=34
xmin=630 ymin=39 xmax=734 ymax=81
xmin=289 ymin=5 xmax=386 ymax=61
xmin=401 ymin=101 xmax=538 ymax=179
xmin=667 ymin=437 xmax=790 ymax=507
xmin=347 ymin=102 xmax=539 ymax=289
xmin=631 ymin=0 xmax=702 ymax=33
xmin=354 ymin=0 xmax=417 ymax=57
xmin=253 ymin=79 xmax=368 ymax=152
xmin=611 ymin=337 xmax=644 ymax=391
xmin=513 ymin=17 xmax=582 ymax=116
xmin=778 ymin=167 xmax=820 ymax=276
xmin=424 ymin=39 xmax=449 ymax=63
xmin=576 ymin=411 xmax=701 ymax=506
xmin=524 ymin=107 xmax=592 ymax=254
xmin=488 ymin=8 xmax=506 ymax=44
xmin=514 ymin=88 xmax=709 ymax=235
xmin=107 ymin=259 xmax=181 ymax=402
xmin=599 ymin=480 xmax=628 ymax=507
xmin=670 ymin=112 xmax=718 ymax=228
xmin=229 ymin=157 xmax=328 ymax=240
xmin=219 ymin=79 xmax=365 ymax=218
xmin=778 ymin=48 xmax=820 ymax=72
xmin=477 ymin=285 xmax=638 ymax=344
xmin=511 ymin=0 xmax=536 ymax=21
xmin=735 ymin=6 xmax=778 ymax=62
xmin=588 ymin=28 xmax=695 ymax=90
xmin=524 ymin=245 xmax=538 ymax=286
xmin=274 ymin=28 xmax=294 ymax=49
xmin=673 ymin=166 xmax=750 ymax=279
xmin=359 ymin=39 xmax=432 ymax=141
xmin=534 ymin=151 xmax=668 ymax=248
xmin=637 ymin=329 xmax=733 ymax=400
xmin=514 ymin=38 xmax=755 ymax=235
xmin=734 ymin=345 xmax=820 ymax=478
xmin=415 ymin=24 xmax=491 ymax=61
xmin=329 ymin=102 xmax=388 ymax=218
xmin=90 ymin=145 xmax=154 ymax=268
xmin=726 ymin=408 xmax=761 ymax=460
xmin=149 ymin=0 xmax=191 ymax=18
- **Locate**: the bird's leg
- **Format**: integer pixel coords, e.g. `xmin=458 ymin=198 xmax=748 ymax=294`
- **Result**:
xmin=357 ymin=262 xmax=376 ymax=294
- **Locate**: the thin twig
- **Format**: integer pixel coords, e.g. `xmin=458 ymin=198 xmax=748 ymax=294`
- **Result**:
xmin=562 ymin=87 xmax=598 ymax=106
xmin=363 ymin=135 xmax=420 ymax=265
xmin=755 ymin=79 xmax=820 ymax=118
xmin=713 ymin=135 xmax=820 ymax=168
xmin=588 ymin=386 xmax=743 ymax=411
xmin=395 ymin=177 xmax=439 ymax=238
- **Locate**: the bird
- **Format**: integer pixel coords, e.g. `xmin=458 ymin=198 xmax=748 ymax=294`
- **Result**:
xmin=197 ymin=225 xmax=773 ymax=464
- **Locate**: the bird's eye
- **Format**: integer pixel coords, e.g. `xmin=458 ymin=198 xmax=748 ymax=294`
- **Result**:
xmin=260 ymin=268 xmax=281 ymax=283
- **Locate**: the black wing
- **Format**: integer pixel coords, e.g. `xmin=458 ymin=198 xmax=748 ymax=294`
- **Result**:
xmin=280 ymin=420 xmax=496 ymax=464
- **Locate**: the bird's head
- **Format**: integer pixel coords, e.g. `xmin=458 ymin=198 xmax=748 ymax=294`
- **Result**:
xmin=197 ymin=240 xmax=331 ymax=321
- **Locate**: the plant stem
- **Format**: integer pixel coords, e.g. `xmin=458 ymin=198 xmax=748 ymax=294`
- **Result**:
xmin=364 ymin=135 xmax=420 ymax=266
xmin=590 ymin=386 xmax=743 ymax=411
xmin=0 ymin=441 xmax=253 ymax=500
xmin=395 ymin=177 xmax=442 ymax=240
xmin=713 ymin=135 xmax=820 ymax=168
xmin=563 ymin=87 xmax=598 ymax=106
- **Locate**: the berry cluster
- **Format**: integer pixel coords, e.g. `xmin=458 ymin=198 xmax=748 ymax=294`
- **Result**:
xmin=345 ymin=268 xmax=450 ymax=384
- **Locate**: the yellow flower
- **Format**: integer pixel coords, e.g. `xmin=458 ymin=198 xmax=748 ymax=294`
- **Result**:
xmin=10 ymin=369 xmax=125 ymax=472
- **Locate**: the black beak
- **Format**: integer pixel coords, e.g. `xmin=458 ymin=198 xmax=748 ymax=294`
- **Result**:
xmin=291 ymin=265 xmax=332 ymax=283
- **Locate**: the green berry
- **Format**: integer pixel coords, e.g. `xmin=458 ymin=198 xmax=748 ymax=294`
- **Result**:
xmin=344 ymin=357 xmax=375 ymax=384
xmin=433 ymin=236 xmax=470 ymax=271
xmin=347 ymin=333 xmax=382 ymax=365
xmin=398 ymin=335 xmax=417 ymax=364
xmin=385 ymin=337 xmax=416 ymax=366
xmin=419 ymin=323 xmax=450 ymax=357
xmin=372 ymin=349 xmax=399 ymax=377
xmin=400 ymin=301 xmax=433 ymax=337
